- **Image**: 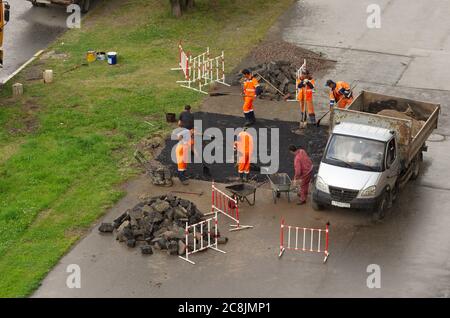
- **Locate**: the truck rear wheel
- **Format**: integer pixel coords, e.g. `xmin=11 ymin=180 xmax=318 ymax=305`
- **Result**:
xmin=410 ymin=152 xmax=423 ymax=180
xmin=31 ymin=0 xmax=46 ymax=7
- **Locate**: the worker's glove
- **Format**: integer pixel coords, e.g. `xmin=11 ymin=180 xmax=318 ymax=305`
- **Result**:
xmin=343 ymin=90 xmax=352 ymax=99
xmin=255 ymin=86 xmax=263 ymax=96
xmin=303 ymin=79 xmax=309 ymax=83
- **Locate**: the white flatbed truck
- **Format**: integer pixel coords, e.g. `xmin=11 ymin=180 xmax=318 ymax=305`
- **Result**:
xmin=312 ymin=91 xmax=440 ymax=219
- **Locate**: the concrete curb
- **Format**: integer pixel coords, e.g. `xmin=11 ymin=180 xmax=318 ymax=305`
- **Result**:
xmin=1 ymin=49 xmax=45 ymax=85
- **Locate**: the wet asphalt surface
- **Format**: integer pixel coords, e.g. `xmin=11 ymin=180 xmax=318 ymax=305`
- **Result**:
xmin=156 ymin=112 xmax=328 ymax=183
xmin=1 ymin=0 xmax=98 ymax=83
xmin=34 ymin=0 xmax=450 ymax=297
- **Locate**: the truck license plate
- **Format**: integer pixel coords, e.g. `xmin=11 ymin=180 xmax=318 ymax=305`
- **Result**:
xmin=331 ymin=201 xmax=351 ymax=208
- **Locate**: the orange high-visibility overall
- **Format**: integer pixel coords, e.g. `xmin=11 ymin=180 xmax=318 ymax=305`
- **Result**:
xmin=242 ymin=77 xmax=259 ymax=113
xmin=234 ymin=131 xmax=254 ymax=174
xmin=330 ymin=81 xmax=353 ymax=109
xmin=176 ymin=142 xmax=189 ymax=172
xmin=297 ymin=78 xmax=315 ymax=115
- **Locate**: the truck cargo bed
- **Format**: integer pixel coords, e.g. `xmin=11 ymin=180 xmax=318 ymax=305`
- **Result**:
xmin=331 ymin=91 xmax=440 ymax=166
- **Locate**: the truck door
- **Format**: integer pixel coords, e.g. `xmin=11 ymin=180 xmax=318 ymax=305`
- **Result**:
xmin=385 ymin=137 xmax=399 ymax=190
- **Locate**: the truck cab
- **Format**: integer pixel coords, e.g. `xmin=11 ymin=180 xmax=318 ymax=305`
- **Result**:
xmin=0 ymin=0 xmax=10 ymax=67
xmin=29 ymin=0 xmax=91 ymax=13
xmin=313 ymin=122 xmax=399 ymax=217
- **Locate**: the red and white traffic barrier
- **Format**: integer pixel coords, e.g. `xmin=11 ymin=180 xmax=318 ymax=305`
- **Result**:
xmin=179 ymin=212 xmax=226 ymax=265
xmin=210 ymin=182 xmax=253 ymax=231
xmin=279 ymin=218 xmax=330 ymax=263
xmin=171 ymin=42 xmax=230 ymax=94
xmin=171 ymin=42 xmax=190 ymax=80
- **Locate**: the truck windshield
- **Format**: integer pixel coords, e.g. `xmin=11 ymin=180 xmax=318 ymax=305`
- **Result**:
xmin=324 ymin=134 xmax=385 ymax=172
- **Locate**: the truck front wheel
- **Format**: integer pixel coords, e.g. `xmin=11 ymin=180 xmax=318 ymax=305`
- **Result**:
xmin=372 ymin=191 xmax=389 ymax=221
xmin=311 ymin=199 xmax=324 ymax=211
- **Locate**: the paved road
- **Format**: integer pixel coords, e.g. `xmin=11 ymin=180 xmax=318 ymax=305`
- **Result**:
xmin=1 ymin=0 xmax=96 ymax=83
xmin=34 ymin=0 xmax=450 ymax=297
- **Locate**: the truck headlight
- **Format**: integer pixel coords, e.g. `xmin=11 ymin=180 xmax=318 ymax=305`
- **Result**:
xmin=360 ymin=185 xmax=377 ymax=197
xmin=315 ymin=176 xmax=329 ymax=193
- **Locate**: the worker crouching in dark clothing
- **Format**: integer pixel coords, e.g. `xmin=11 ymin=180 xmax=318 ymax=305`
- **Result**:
xmin=178 ymin=105 xmax=194 ymax=130
xmin=289 ymin=145 xmax=313 ymax=205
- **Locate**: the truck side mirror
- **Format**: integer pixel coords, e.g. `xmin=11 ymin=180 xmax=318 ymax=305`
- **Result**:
xmin=4 ymin=4 xmax=10 ymax=23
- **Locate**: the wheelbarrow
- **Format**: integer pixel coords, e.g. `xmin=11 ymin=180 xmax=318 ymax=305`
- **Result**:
xmin=267 ymin=173 xmax=296 ymax=204
xmin=225 ymin=183 xmax=257 ymax=206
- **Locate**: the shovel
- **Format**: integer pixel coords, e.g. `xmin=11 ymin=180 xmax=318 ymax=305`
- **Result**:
xmin=171 ymin=190 xmax=204 ymax=196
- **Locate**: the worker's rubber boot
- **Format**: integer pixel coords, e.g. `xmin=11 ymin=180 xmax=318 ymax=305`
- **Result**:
xmin=243 ymin=112 xmax=251 ymax=127
xmin=178 ymin=171 xmax=189 ymax=185
xmin=243 ymin=173 xmax=249 ymax=182
xmin=249 ymin=111 xmax=256 ymax=125
xmin=239 ymin=173 xmax=244 ymax=182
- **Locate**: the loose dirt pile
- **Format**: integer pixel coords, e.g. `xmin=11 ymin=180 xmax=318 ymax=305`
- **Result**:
xmin=377 ymin=109 xmax=425 ymax=136
xmin=368 ymin=100 xmax=427 ymax=136
xmin=249 ymin=41 xmax=335 ymax=71
xmin=98 ymin=194 xmax=227 ymax=256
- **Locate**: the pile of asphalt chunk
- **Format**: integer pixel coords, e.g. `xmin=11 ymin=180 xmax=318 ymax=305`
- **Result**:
xmin=230 ymin=61 xmax=299 ymax=100
xmin=98 ymin=194 xmax=227 ymax=256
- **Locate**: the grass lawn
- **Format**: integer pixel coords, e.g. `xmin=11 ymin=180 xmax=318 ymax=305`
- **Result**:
xmin=0 ymin=0 xmax=293 ymax=297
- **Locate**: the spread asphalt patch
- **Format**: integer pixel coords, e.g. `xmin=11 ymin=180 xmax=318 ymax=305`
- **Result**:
xmin=156 ymin=112 xmax=329 ymax=183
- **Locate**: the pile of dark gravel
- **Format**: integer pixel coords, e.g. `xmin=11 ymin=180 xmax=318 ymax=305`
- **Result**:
xmin=247 ymin=61 xmax=299 ymax=100
xmin=229 ymin=41 xmax=335 ymax=99
xmin=98 ymin=194 xmax=227 ymax=256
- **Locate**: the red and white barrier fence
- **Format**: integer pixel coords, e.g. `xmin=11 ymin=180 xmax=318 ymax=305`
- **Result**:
xmin=279 ymin=218 xmax=329 ymax=263
xmin=171 ymin=42 xmax=230 ymax=94
xmin=171 ymin=42 xmax=190 ymax=79
xmin=210 ymin=182 xmax=253 ymax=231
xmin=179 ymin=212 xmax=226 ymax=265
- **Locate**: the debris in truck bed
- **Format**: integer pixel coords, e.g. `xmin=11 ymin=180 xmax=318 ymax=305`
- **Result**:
xmin=156 ymin=112 xmax=328 ymax=183
xmin=368 ymin=100 xmax=430 ymax=121
xmin=99 ymin=194 xmax=227 ymax=257
xmin=377 ymin=109 xmax=426 ymax=136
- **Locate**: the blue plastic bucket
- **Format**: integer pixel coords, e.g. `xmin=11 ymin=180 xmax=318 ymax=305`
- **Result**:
xmin=107 ymin=52 xmax=117 ymax=65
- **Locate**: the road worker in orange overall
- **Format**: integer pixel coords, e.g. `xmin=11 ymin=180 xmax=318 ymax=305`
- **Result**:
xmin=326 ymin=79 xmax=353 ymax=109
xmin=241 ymin=69 xmax=262 ymax=126
xmin=234 ymin=127 xmax=254 ymax=182
xmin=176 ymin=132 xmax=190 ymax=185
xmin=296 ymin=69 xmax=316 ymax=125
xmin=289 ymin=144 xmax=313 ymax=205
